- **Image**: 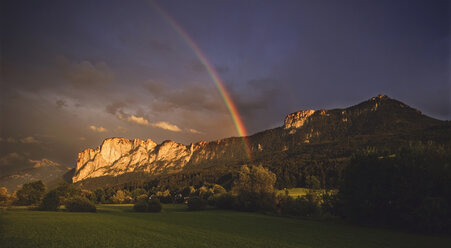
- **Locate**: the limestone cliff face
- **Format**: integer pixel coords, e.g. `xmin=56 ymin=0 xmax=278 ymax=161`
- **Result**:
xmin=73 ymin=95 xmax=447 ymax=183
xmin=284 ymin=110 xmax=316 ymax=129
xmin=73 ymin=138 xmax=195 ymax=182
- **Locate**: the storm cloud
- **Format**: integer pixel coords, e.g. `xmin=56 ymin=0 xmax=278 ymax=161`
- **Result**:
xmin=0 ymin=0 xmax=448 ymax=178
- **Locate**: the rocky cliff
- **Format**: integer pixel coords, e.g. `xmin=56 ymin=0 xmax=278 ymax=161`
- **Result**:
xmin=72 ymin=95 xmax=450 ymax=184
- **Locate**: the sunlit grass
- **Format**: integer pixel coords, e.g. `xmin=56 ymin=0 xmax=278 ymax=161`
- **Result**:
xmin=0 ymin=204 xmax=449 ymax=248
xmin=277 ymin=187 xmax=338 ymax=198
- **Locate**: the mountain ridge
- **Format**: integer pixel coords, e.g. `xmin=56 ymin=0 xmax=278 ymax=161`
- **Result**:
xmin=72 ymin=95 xmax=450 ymax=186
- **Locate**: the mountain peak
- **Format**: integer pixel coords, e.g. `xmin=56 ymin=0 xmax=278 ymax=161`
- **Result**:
xmin=371 ymin=94 xmax=389 ymax=101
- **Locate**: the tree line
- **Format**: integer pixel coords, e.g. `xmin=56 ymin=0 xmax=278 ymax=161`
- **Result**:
xmin=1 ymin=142 xmax=449 ymax=233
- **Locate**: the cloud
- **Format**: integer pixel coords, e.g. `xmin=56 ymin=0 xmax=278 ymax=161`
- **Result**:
xmin=56 ymin=99 xmax=67 ymax=108
xmin=190 ymin=60 xmax=206 ymax=73
xmin=1 ymin=136 xmax=39 ymax=144
xmin=187 ymin=128 xmax=202 ymax=134
xmin=0 ymin=153 xmax=24 ymax=166
xmin=89 ymin=125 xmax=108 ymax=133
xmin=6 ymin=137 xmax=17 ymax=143
xmin=145 ymin=81 xmax=225 ymax=113
xmin=151 ymin=121 xmax=182 ymax=132
xmin=234 ymin=78 xmax=281 ymax=115
xmin=127 ymin=115 xmax=149 ymax=126
xmin=57 ymin=57 xmax=114 ymax=87
xmin=105 ymin=101 xmax=127 ymax=115
xmin=144 ymin=80 xmax=167 ymax=95
xmin=20 ymin=136 xmax=39 ymax=144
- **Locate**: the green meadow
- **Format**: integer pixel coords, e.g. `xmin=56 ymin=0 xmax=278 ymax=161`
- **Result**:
xmin=1 ymin=204 xmax=450 ymax=248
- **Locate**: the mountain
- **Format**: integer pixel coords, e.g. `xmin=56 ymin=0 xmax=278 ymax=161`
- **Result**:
xmin=0 ymin=159 xmax=72 ymax=192
xmin=73 ymin=95 xmax=451 ymax=189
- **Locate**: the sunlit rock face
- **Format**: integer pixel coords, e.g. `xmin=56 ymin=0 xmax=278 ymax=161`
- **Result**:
xmin=73 ymin=95 xmax=448 ymax=183
xmin=284 ymin=110 xmax=316 ymax=129
xmin=74 ymin=138 xmax=160 ymax=182
xmin=72 ymin=136 xmax=251 ymax=183
xmin=73 ymin=137 xmax=207 ymax=182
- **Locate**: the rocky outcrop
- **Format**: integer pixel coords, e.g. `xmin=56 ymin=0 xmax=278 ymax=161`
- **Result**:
xmin=73 ymin=138 xmax=194 ymax=182
xmin=284 ymin=110 xmax=316 ymax=129
xmin=72 ymin=95 xmax=449 ymax=183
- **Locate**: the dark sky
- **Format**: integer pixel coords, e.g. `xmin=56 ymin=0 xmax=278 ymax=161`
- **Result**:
xmin=0 ymin=0 xmax=449 ymax=174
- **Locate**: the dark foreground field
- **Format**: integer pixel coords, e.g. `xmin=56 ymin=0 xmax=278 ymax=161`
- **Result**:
xmin=1 ymin=204 xmax=450 ymax=248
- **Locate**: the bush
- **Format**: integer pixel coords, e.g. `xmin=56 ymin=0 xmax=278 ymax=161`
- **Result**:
xmin=39 ymin=190 xmax=59 ymax=211
xmin=207 ymin=195 xmax=216 ymax=206
xmin=147 ymin=199 xmax=162 ymax=212
xmin=187 ymin=196 xmax=207 ymax=211
xmin=212 ymin=184 xmax=227 ymax=195
xmin=93 ymin=188 xmax=106 ymax=204
xmin=64 ymin=196 xmax=96 ymax=212
xmin=132 ymin=188 xmax=147 ymax=202
xmin=213 ymin=193 xmax=235 ymax=209
xmin=156 ymin=190 xmax=172 ymax=203
xmin=136 ymin=194 xmax=148 ymax=201
xmin=321 ymin=191 xmax=340 ymax=216
xmin=235 ymin=192 xmax=277 ymax=212
xmin=133 ymin=198 xmax=162 ymax=212
xmin=279 ymin=195 xmax=320 ymax=217
xmin=55 ymin=183 xmax=82 ymax=203
xmin=111 ymin=190 xmax=132 ymax=204
xmin=133 ymin=199 xmax=148 ymax=212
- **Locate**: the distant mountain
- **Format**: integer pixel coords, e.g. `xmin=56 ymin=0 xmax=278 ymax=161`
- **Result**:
xmin=73 ymin=95 xmax=450 ymax=189
xmin=0 ymin=159 xmax=72 ymax=192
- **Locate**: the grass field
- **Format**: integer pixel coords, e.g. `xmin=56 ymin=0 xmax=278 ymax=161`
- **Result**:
xmin=1 ymin=204 xmax=450 ymax=248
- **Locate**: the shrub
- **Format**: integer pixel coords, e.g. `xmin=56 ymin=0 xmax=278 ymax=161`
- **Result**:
xmin=81 ymin=190 xmax=96 ymax=202
xmin=111 ymin=190 xmax=132 ymax=204
xmin=212 ymin=184 xmax=227 ymax=195
xmin=93 ymin=188 xmax=106 ymax=204
xmin=39 ymin=190 xmax=59 ymax=211
xmin=136 ymin=194 xmax=148 ymax=201
xmin=207 ymin=195 xmax=216 ymax=206
xmin=321 ymin=191 xmax=340 ymax=216
xmin=156 ymin=190 xmax=172 ymax=203
xmin=133 ymin=198 xmax=162 ymax=212
xmin=187 ymin=196 xmax=207 ymax=211
xmin=64 ymin=196 xmax=96 ymax=212
xmin=55 ymin=183 xmax=82 ymax=203
xmin=147 ymin=199 xmax=162 ymax=212
xmin=279 ymin=195 xmax=320 ymax=217
xmin=133 ymin=199 xmax=148 ymax=212
xmin=235 ymin=192 xmax=277 ymax=212
xmin=198 ymin=186 xmax=213 ymax=200
xmin=213 ymin=193 xmax=235 ymax=209
xmin=132 ymin=188 xmax=147 ymax=202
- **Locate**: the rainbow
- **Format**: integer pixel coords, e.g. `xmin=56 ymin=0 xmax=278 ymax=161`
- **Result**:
xmin=152 ymin=1 xmax=252 ymax=160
